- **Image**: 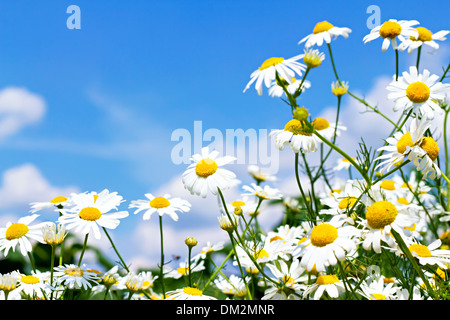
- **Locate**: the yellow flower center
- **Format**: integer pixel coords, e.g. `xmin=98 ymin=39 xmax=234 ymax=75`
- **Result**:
xmin=21 ymin=276 xmax=40 ymax=285
xmin=282 ymin=275 xmax=295 ymax=286
xmin=316 ymin=274 xmax=339 ymax=285
xmin=409 ymin=244 xmax=432 ymax=257
xmin=411 ymin=27 xmax=433 ymax=42
xmin=310 ymin=223 xmax=338 ymax=247
xmin=406 ymin=82 xmax=430 ymax=103
xmin=254 ymin=249 xmax=269 ymax=260
xmin=78 ymin=207 xmax=102 ymax=221
xmin=150 ymin=197 xmax=171 ymax=209
xmin=284 ymin=119 xmax=312 ymax=136
xmin=312 ymin=118 xmax=330 ymax=131
xmin=303 ymin=50 xmax=323 ymax=68
xmin=313 ymin=21 xmax=334 ymax=34
xmin=397 ymin=197 xmax=410 ymax=205
xmin=183 ymin=287 xmax=203 ymax=296
xmin=50 ymin=196 xmax=68 ymax=204
xmin=338 ymin=197 xmax=358 ymax=210
xmin=396 ymin=132 xmax=414 ymax=154
xmin=231 ymin=200 xmax=246 ymax=207
xmin=195 ymin=158 xmax=218 ymax=178
xmin=371 ymin=293 xmax=387 ymax=300
xmin=5 ymin=223 xmax=29 ymax=240
xmin=259 ymin=57 xmax=284 ymax=71
xmin=64 ymin=267 xmax=84 ymax=277
xmin=379 ymin=21 xmax=402 ymax=39
xmin=366 ymin=201 xmax=398 ymax=229
xmin=177 ymin=267 xmax=189 ymax=275
xmin=380 ymin=180 xmax=396 ymax=190
xmin=420 ymin=136 xmax=439 ymax=161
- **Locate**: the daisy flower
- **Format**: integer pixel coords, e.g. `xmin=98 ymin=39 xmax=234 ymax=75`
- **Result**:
xmin=53 ymin=264 xmax=99 ymax=290
xmin=331 ymin=80 xmax=349 ymax=96
xmin=270 ymin=118 xmax=319 ymax=154
xmin=182 ymin=147 xmax=237 ymax=198
xmin=42 ymin=222 xmax=67 ymax=246
xmin=299 ymin=21 xmax=352 ymax=48
xmin=247 ymin=164 xmax=277 ymax=183
xmin=375 ymin=116 xmax=441 ymax=179
xmin=363 ymin=19 xmax=419 ymax=51
xmin=399 ymin=26 xmax=450 ymax=54
xmin=165 ymin=259 xmax=205 ymax=280
xmin=0 ymin=271 xmax=20 ymax=295
xmin=243 ymin=55 xmax=306 ymax=96
xmin=214 ymin=274 xmax=249 ymax=298
xmin=303 ymin=274 xmax=346 ymax=300
xmin=294 ymin=216 xmax=360 ymax=272
xmin=403 ymin=239 xmax=450 ymax=269
xmin=357 ymin=276 xmax=399 ymax=300
xmin=16 ymin=271 xmax=50 ymax=299
xmin=263 ymin=259 xmax=308 ymax=300
xmin=122 ymin=271 xmax=149 ymax=293
xmin=268 ymin=78 xmax=311 ymax=98
xmin=166 ymin=287 xmax=217 ymax=300
xmin=333 ymin=157 xmax=360 ymax=172
xmin=241 ymin=183 xmax=282 ymax=200
xmin=195 ymin=241 xmax=225 ymax=260
xmin=320 ymin=179 xmax=364 ymax=216
xmin=129 ymin=193 xmax=191 ymax=222
xmin=29 ymin=195 xmax=72 ymax=213
xmin=301 ymin=48 xmax=325 ymax=69
xmin=58 ymin=189 xmax=129 ymax=240
xmin=0 ymin=214 xmax=47 ymax=256
xmin=386 ymin=66 xmax=450 ymax=119
xmin=311 ymin=117 xmax=346 ymax=141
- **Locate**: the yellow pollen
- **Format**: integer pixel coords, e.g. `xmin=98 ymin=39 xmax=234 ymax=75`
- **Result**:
xmin=150 ymin=197 xmax=171 ymax=209
xmin=396 ymin=132 xmax=414 ymax=154
xmin=316 ymin=274 xmax=339 ymax=285
xmin=397 ymin=197 xmax=410 ymax=205
xmin=21 ymin=276 xmax=40 ymax=285
xmin=312 ymin=117 xmax=330 ymax=131
xmin=50 ymin=196 xmax=68 ymax=204
xmin=411 ymin=27 xmax=433 ymax=42
xmin=310 ymin=223 xmax=338 ymax=247
xmin=195 ymin=158 xmax=218 ymax=178
xmin=371 ymin=293 xmax=387 ymax=300
xmin=259 ymin=57 xmax=284 ymax=71
xmin=383 ymin=277 xmax=395 ymax=284
xmin=338 ymin=197 xmax=358 ymax=210
xmin=183 ymin=287 xmax=203 ymax=296
xmin=5 ymin=223 xmax=29 ymax=240
xmin=420 ymin=137 xmax=439 ymax=161
xmin=380 ymin=180 xmax=396 ymax=191
xmin=231 ymin=200 xmax=246 ymax=207
xmin=284 ymin=119 xmax=313 ymax=136
xmin=64 ymin=267 xmax=84 ymax=277
xmin=379 ymin=21 xmax=402 ymax=39
xmin=313 ymin=21 xmax=334 ymax=34
xmin=406 ymin=82 xmax=430 ymax=103
xmin=409 ymin=244 xmax=432 ymax=257
xmin=78 ymin=207 xmax=102 ymax=221
xmin=366 ymin=201 xmax=398 ymax=230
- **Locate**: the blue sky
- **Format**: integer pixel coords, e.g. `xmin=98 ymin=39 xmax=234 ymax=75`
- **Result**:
xmin=0 ymin=0 xmax=449 ymax=269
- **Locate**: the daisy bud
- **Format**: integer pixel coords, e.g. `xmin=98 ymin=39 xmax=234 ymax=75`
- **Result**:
xmin=331 ymin=81 xmax=349 ymax=96
xmin=293 ymin=106 xmax=310 ymax=122
xmin=42 ymin=222 xmax=67 ymax=246
xmin=218 ymin=214 xmax=238 ymax=232
xmin=185 ymin=237 xmax=198 ymax=248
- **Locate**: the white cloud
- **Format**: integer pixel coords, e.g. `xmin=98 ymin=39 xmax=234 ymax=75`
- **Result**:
xmin=0 ymin=87 xmax=46 ymax=141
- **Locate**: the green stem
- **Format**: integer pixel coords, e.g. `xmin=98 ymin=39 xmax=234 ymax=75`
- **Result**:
xmin=444 ymin=108 xmax=450 ymax=206
xmin=416 ymin=46 xmax=422 ymax=70
xmin=228 ymin=233 xmax=252 ymax=300
xmin=158 ymin=215 xmax=166 ymax=298
xmin=439 ymin=62 xmax=450 ymax=82
xmin=102 ymin=227 xmax=130 ymax=273
xmin=77 ymin=233 xmax=89 ymax=267
xmin=202 ymin=250 xmax=233 ymax=291
xmin=188 ymin=247 xmax=193 ymax=287
xmin=28 ymin=252 xmax=36 ymax=273
xmin=395 ymin=48 xmax=399 ymax=81
xmin=294 ymin=153 xmax=316 ymax=225
xmin=50 ymin=245 xmax=55 ymax=300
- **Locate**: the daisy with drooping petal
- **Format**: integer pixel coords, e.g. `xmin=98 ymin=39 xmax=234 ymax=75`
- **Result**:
xmin=311 ymin=117 xmax=346 ymax=141
xmin=241 ymin=183 xmax=282 ymax=201
xmin=243 ymin=55 xmax=306 ymax=96
xmin=270 ymin=118 xmax=319 ymax=154
xmin=129 ymin=193 xmax=191 ymax=222
xmin=182 ymin=147 xmax=237 ymax=198
xmin=53 ymin=264 xmax=99 ymax=290
xmin=363 ymin=19 xmax=419 ymax=51
xmin=294 ymin=216 xmax=360 ymax=273
xmin=331 ymin=80 xmax=349 ymax=96
xmin=399 ymin=26 xmax=449 ymax=54
xmin=299 ymin=21 xmax=352 ymax=48
xmin=0 ymin=214 xmax=47 ymax=257
xmin=29 ymin=195 xmax=72 ymax=213
xmin=375 ymin=116 xmax=441 ymax=179
xmin=16 ymin=271 xmax=50 ymax=299
xmin=0 ymin=271 xmax=20 ymax=299
xmin=303 ymin=274 xmax=346 ymax=300
xmin=320 ymin=179 xmax=364 ymax=217
xmin=166 ymin=287 xmax=217 ymax=300
xmin=401 ymin=239 xmax=450 ymax=269
xmin=302 ymin=48 xmax=325 ymax=69
xmin=263 ymin=259 xmax=308 ymax=300
xmin=357 ymin=275 xmax=399 ymax=300
xmin=214 ymin=274 xmax=249 ymax=299
xmin=386 ymin=66 xmax=450 ymax=119
xmin=58 ymin=189 xmax=129 ymax=240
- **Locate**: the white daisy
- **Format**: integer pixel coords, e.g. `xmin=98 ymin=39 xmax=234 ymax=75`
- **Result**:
xmin=53 ymin=264 xmax=99 ymax=290
xmin=214 ymin=274 xmax=249 ymax=298
xmin=312 ymin=117 xmax=346 ymax=141
xmin=165 ymin=259 xmax=205 ymax=280
xmin=386 ymin=66 xmax=450 ymax=119
xmin=363 ymin=19 xmax=419 ymax=51
xmin=299 ymin=21 xmax=352 ymax=48
xmin=0 ymin=214 xmax=47 ymax=256
xmin=129 ymin=193 xmax=191 ymax=222
xmin=399 ymin=26 xmax=450 ymax=54
xmin=29 ymin=195 xmax=72 ymax=213
xmin=195 ymin=241 xmax=225 ymax=260
xmin=333 ymin=157 xmax=360 ymax=172
xmin=303 ymin=274 xmax=346 ymax=300
xmin=166 ymin=287 xmax=217 ymax=300
xmin=241 ymin=183 xmax=282 ymax=200
xmin=270 ymin=118 xmax=319 ymax=154
xmin=301 ymin=48 xmax=325 ymax=69
xmin=243 ymin=55 xmax=306 ymax=96
xmin=294 ymin=216 xmax=360 ymax=273
xmin=320 ymin=179 xmax=364 ymax=217
xmin=268 ymin=78 xmax=311 ymax=98
xmin=247 ymin=165 xmax=277 ymax=183
xmin=182 ymin=147 xmax=237 ymax=198
xmin=264 ymin=259 xmax=308 ymax=300
xmin=403 ymin=239 xmax=450 ymax=269
xmin=58 ymin=189 xmax=129 ymax=240
xmin=16 ymin=271 xmax=50 ymax=299
xmin=357 ymin=276 xmax=399 ymax=300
